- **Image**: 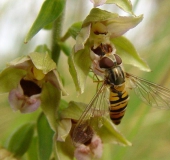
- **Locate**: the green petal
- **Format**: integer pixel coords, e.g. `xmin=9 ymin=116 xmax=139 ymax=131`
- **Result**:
xmin=68 ymin=47 xmax=91 ymax=94
xmin=0 ymin=67 xmax=26 ymax=93
xmin=46 ymin=70 xmax=68 ymax=96
xmin=37 ymin=113 xmax=54 ymax=160
xmin=6 ymin=123 xmax=34 ymax=157
xmin=34 ymin=44 xmax=51 ymax=54
xmin=111 ymin=36 xmax=151 ymax=71
xmin=29 ymin=52 xmax=56 ymax=74
xmin=106 ymin=0 xmax=133 ymax=15
xmin=82 ymin=8 xmax=142 ymax=38
xmin=75 ymin=24 xmax=91 ymax=52
xmin=25 ymin=0 xmax=66 ymax=42
xmin=60 ymin=101 xmax=86 ymax=120
xmin=83 ymin=8 xmax=118 ymax=27
xmin=106 ymin=15 xmax=143 ymax=38
xmin=7 ymin=56 xmax=30 ymax=66
xmin=57 ymin=119 xmax=72 ymax=142
xmin=94 ymin=118 xmax=132 ymax=146
xmin=41 ymin=82 xmax=61 ymax=131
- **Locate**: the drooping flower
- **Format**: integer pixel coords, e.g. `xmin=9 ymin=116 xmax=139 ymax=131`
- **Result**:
xmin=69 ymin=8 xmax=147 ymax=94
xmin=54 ymin=101 xmax=131 ymax=160
xmin=0 ymin=52 xmax=67 ymax=113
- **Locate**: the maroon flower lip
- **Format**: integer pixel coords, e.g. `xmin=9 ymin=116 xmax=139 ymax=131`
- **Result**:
xmin=20 ymin=79 xmax=42 ymax=97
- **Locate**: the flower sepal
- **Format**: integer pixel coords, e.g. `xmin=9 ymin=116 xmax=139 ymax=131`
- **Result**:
xmin=68 ymin=47 xmax=91 ymax=94
xmin=90 ymin=0 xmax=134 ymax=15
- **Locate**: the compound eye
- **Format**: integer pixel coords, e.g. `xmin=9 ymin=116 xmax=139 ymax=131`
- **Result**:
xmin=99 ymin=57 xmax=115 ymax=68
xmin=99 ymin=54 xmax=122 ymax=68
xmin=114 ymin=54 xmax=122 ymax=65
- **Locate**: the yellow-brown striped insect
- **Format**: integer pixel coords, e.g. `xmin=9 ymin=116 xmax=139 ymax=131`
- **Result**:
xmin=72 ymin=52 xmax=170 ymax=145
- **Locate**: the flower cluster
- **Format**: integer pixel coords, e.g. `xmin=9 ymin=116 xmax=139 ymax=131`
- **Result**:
xmin=66 ymin=5 xmax=147 ymax=160
xmin=0 ymin=0 xmax=149 ymax=159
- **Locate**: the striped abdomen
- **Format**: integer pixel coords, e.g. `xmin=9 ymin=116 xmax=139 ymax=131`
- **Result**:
xmin=109 ymin=83 xmax=129 ymax=125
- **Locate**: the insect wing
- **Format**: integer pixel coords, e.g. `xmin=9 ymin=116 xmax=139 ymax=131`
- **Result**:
xmin=126 ymin=73 xmax=170 ymax=109
xmin=72 ymin=83 xmax=109 ymax=145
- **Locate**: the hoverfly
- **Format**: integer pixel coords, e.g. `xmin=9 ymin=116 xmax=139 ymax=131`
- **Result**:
xmin=72 ymin=44 xmax=170 ymax=145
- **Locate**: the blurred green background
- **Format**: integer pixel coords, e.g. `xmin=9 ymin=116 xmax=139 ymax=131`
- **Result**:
xmin=0 ymin=0 xmax=170 ymax=160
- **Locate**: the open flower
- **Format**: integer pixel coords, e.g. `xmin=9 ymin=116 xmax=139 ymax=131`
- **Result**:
xmin=9 ymin=79 xmax=41 ymax=113
xmin=0 ymin=52 xmax=67 ymax=113
xmin=69 ymin=8 xmax=146 ymax=94
xmin=54 ymin=101 xmax=131 ymax=160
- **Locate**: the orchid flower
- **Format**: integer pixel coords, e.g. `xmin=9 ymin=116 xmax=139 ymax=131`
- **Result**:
xmin=54 ymin=101 xmax=131 ymax=159
xmin=69 ymin=8 xmax=145 ymax=94
xmin=0 ymin=52 xmax=67 ymax=113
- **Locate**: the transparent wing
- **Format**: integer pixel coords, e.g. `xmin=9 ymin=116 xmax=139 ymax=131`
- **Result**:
xmin=72 ymin=82 xmax=109 ymax=145
xmin=126 ymin=72 xmax=170 ymax=109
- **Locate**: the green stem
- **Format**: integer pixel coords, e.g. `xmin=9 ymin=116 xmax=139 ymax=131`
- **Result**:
xmin=133 ymin=0 xmax=140 ymax=10
xmin=51 ymin=0 xmax=66 ymax=64
xmin=60 ymin=32 xmax=70 ymax=42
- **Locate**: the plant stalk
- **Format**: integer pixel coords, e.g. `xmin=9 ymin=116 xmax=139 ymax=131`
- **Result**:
xmin=51 ymin=0 xmax=66 ymax=64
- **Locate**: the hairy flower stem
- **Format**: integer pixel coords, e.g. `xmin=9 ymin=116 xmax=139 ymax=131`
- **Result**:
xmin=51 ymin=0 xmax=66 ymax=64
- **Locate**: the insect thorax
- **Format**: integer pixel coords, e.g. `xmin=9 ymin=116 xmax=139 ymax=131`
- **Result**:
xmin=105 ymin=66 xmax=125 ymax=86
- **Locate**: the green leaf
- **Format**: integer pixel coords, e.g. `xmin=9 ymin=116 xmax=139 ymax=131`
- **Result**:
xmin=37 ymin=113 xmax=54 ymax=160
xmin=0 ymin=67 xmax=26 ymax=93
xmin=58 ymin=42 xmax=71 ymax=56
xmin=95 ymin=118 xmax=132 ymax=146
xmin=111 ymin=36 xmax=151 ymax=71
xmin=6 ymin=123 xmax=34 ymax=157
xmin=29 ymin=52 xmax=56 ymax=74
xmin=27 ymin=137 xmax=38 ymax=160
xmin=25 ymin=0 xmax=66 ymax=42
xmin=43 ymin=22 xmax=53 ymax=30
xmin=41 ymin=82 xmax=61 ymax=131
xmin=106 ymin=0 xmax=133 ymax=15
xmin=60 ymin=101 xmax=86 ymax=120
xmin=68 ymin=47 xmax=91 ymax=94
xmin=34 ymin=44 xmax=51 ymax=54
